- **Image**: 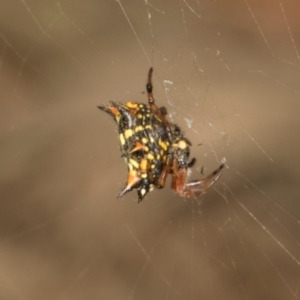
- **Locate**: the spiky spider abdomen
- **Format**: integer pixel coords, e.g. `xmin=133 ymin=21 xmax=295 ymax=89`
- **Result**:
xmin=99 ymin=101 xmax=171 ymax=201
xmin=98 ymin=68 xmax=224 ymax=203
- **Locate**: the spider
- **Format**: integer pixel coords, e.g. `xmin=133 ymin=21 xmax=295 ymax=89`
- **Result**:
xmin=98 ymin=68 xmax=224 ymax=203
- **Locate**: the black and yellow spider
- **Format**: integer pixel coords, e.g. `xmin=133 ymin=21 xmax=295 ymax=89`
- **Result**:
xmin=98 ymin=68 xmax=224 ymax=203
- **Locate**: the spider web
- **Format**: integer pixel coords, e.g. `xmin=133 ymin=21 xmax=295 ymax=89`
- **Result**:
xmin=1 ymin=0 xmax=300 ymax=299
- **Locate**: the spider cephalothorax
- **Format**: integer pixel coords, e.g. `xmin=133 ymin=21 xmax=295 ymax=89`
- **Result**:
xmin=98 ymin=68 xmax=224 ymax=203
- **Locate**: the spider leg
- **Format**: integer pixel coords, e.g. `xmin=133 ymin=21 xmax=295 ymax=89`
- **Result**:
xmin=146 ymin=68 xmax=161 ymax=115
xmin=156 ymin=156 xmax=173 ymax=188
xmin=184 ymin=164 xmax=224 ymax=195
xmin=188 ymin=163 xmax=224 ymax=185
xmin=146 ymin=68 xmax=171 ymax=128
xmin=170 ymin=160 xmax=186 ymax=195
xmin=171 ymin=161 xmax=224 ymax=197
xmin=146 ymin=67 xmax=155 ymax=105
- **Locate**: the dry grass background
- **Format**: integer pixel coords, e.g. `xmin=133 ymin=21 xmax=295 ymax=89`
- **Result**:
xmin=1 ymin=1 xmax=300 ymax=299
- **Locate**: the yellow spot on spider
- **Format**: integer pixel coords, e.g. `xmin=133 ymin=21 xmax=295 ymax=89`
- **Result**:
xmin=145 ymin=125 xmax=152 ymax=130
xmin=158 ymin=139 xmax=168 ymax=151
xmin=141 ymin=173 xmax=147 ymax=179
xmin=149 ymin=136 xmax=154 ymax=143
xmin=126 ymin=102 xmax=137 ymax=108
xmin=129 ymin=158 xmax=139 ymax=169
xmin=178 ymin=140 xmax=187 ymax=149
xmin=151 ymin=164 xmax=155 ymax=169
xmin=142 ymin=137 xmax=148 ymax=144
xmin=124 ymin=129 xmax=133 ymax=139
xmin=137 ymin=114 xmax=143 ymax=119
xmin=140 ymin=159 xmax=148 ymax=172
xmin=127 ymin=161 xmax=133 ymax=171
xmin=119 ymin=134 xmax=125 ymax=145
xmin=134 ymin=126 xmax=143 ymax=132
xmin=147 ymin=153 xmax=154 ymax=160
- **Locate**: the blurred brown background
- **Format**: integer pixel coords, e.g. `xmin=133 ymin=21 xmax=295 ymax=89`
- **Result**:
xmin=1 ymin=1 xmax=300 ymax=299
